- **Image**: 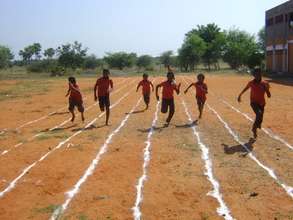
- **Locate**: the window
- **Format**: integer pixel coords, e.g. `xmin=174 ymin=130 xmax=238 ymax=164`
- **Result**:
xmin=266 ymin=17 xmax=274 ymax=27
xmin=275 ymin=14 xmax=284 ymax=24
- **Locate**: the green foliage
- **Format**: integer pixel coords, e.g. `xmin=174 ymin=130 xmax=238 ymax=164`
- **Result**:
xmin=44 ymin=48 xmax=55 ymax=59
xmin=186 ymin=23 xmax=224 ymax=70
xmin=136 ymin=55 xmax=153 ymax=69
xmin=83 ymin=55 xmax=103 ymax=69
xmin=104 ymin=52 xmax=137 ymax=70
xmin=57 ymin=41 xmax=87 ymax=70
xmin=178 ymin=34 xmax=206 ymax=71
xmin=0 ymin=45 xmax=14 ymax=69
xmin=258 ymin=27 xmax=266 ymax=54
xmin=159 ymin=50 xmax=173 ymax=67
xmin=27 ymin=59 xmax=59 ymax=73
xmin=19 ymin=43 xmax=42 ymax=63
xmin=223 ymin=28 xmax=263 ymax=69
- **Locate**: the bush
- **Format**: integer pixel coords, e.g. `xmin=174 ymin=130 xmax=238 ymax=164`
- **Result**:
xmin=27 ymin=60 xmax=59 ymax=73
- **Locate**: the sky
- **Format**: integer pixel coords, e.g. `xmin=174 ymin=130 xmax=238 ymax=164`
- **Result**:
xmin=0 ymin=0 xmax=288 ymax=58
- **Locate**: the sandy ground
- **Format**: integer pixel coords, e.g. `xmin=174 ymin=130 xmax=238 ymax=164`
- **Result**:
xmin=0 ymin=74 xmax=292 ymax=220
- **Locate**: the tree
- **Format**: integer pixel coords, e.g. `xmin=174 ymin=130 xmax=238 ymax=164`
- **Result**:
xmin=258 ymin=27 xmax=266 ymax=55
xmin=44 ymin=48 xmax=55 ymax=59
xmin=178 ymin=34 xmax=206 ymax=71
xmin=104 ymin=52 xmax=137 ymax=70
xmin=223 ymin=28 xmax=262 ymax=69
xmin=186 ymin=23 xmax=224 ymax=70
xmin=136 ymin=55 xmax=153 ymax=70
xmin=19 ymin=43 xmax=42 ymax=63
xmin=31 ymin=43 xmax=42 ymax=60
xmin=159 ymin=51 xmax=173 ymax=67
xmin=57 ymin=41 xmax=87 ymax=69
xmin=0 ymin=46 xmax=14 ymax=69
xmin=83 ymin=55 xmax=103 ymax=69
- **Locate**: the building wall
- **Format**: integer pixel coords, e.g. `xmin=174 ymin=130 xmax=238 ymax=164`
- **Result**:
xmin=266 ymin=0 xmax=293 ymax=74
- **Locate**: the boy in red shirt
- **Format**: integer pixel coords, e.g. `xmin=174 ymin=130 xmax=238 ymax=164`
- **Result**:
xmin=238 ymin=68 xmax=271 ymax=138
xmin=136 ymin=73 xmax=154 ymax=110
xmin=65 ymin=77 xmax=85 ymax=122
xmin=184 ymin=73 xmax=208 ymax=119
xmin=156 ymin=71 xmax=181 ymax=126
xmin=94 ymin=69 xmax=113 ymax=126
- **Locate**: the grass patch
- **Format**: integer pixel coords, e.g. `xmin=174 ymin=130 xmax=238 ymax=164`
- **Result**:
xmin=0 ymin=80 xmax=52 ymax=102
xmin=36 ymin=130 xmax=69 ymax=141
xmin=78 ymin=214 xmax=90 ymax=220
xmin=34 ymin=204 xmax=60 ymax=214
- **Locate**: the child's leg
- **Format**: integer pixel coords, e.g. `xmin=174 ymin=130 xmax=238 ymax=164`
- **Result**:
xmin=250 ymin=103 xmax=261 ymax=137
xmin=105 ymin=95 xmax=111 ymax=125
xmin=161 ymin=99 xmax=168 ymax=114
xmin=166 ymin=99 xmax=175 ymax=124
xmin=197 ymin=98 xmax=204 ymax=119
xmin=69 ymin=99 xmax=75 ymax=122
xmin=144 ymin=94 xmax=150 ymax=109
xmin=77 ymin=103 xmax=85 ymax=122
xmin=98 ymin=97 xmax=105 ymax=112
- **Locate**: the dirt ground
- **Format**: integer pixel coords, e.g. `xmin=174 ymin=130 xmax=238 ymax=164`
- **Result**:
xmin=0 ymin=74 xmax=292 ymax=220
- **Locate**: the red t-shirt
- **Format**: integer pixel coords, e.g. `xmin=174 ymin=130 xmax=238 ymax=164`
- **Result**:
xmin=95 ymin=77 xmax=113 ymax=97
xmin=193 ymin=82 xmax=208 ymax=101
xmin=247 ymin=80 xmax=269 ymax=106
xmin=69 ymin=83 xmax=82 ymax=103
xmin=159 ymin=80 xmax=179 ymax=99
xmin=138 ymin=80 xmax=152 ymax=95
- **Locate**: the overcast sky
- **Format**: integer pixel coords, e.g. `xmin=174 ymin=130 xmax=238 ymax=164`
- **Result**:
xmin=0 ymin=0 xmax=288 ymax=58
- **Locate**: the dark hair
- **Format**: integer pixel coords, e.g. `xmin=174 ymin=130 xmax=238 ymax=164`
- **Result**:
xmin=197 ymin=73 xmax=205 ymax=80
xmin=252 ymin=68 xmax=261 ymax=76
xmin=143 ymin=73 xmax=148 ymax=78
xmin=103 ymin=69 xmax=110 ymax=75
xmin=68 ymin=76 xmax=76 ymax=84
xmin=167 ymin=71 xmax=175 ymax=79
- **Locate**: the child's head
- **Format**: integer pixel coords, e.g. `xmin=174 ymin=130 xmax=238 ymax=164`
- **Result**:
xmin=167 ymin=71 xmax=175 ymax=81
xmin=143 ymin=73 xmax=148 ymax=80
xmin=68 ymin=76 xmax=76 ymax=84
xmin=103 ymin=69 xmax=110 ymax=77
xmin=197 ymin=73 xmax=205 ymax=83
xmin=252 ymin=68 xmax=262 ymax=82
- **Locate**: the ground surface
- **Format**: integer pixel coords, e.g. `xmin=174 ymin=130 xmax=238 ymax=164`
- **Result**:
xmin=0 ymin=74 xmax=292 ymax=220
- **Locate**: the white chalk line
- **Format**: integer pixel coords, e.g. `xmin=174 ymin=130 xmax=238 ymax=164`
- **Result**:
xmin=181 ymin=77 xmax=234 ymax=219
xmin=0 ymin=88 xmax=132 ymax=198
xmin=132 ymin=101 xmax=160 ymax=220
xmin=207 ymin=104 xmax=293 ymax=199
xmin=220 ymin=99 xmax=293 ymax=151
xmin=11 ymin=78 xmax=127 ymax=132
xmin=50 ymin=97 xmax=143 ymax=220
xmin=0 ymin=79 xmax=135 ymax=157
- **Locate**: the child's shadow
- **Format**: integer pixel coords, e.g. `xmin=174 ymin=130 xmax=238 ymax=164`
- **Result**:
xmin=175 ymin=120 xmax=198 ymax=129
xmin=125 ymin=110 xmax=145 ymax=115
xmin=137 ymin=125 xmax=167 ymax=133
xmin=49 ymin=111 xmax=69 ymax=116
xmin=71 ymin=124 xmax=107 ymax=132
xmin=222 ymin=138 xmax=256 ymax=157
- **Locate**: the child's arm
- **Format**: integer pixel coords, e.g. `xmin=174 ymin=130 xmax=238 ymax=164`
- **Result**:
xmin=94 ymin=81 xmax=98 ymax=101
xmin=150 ymin=81 xmax=154 ymax=92
xmin=156 ymin=84 xmax=162 ymax=101
xmin=175 ymin=83 xmax=181 ymax=95
xmin=184 ymin=83 xmax=193 ymax=94
xmin=265 ymin=83 xmax=271 ymax=98
xmin=65 ymin=86 xmax=70 ymax=97
xmin=237 ymin=83 xmax=250 ymax=103
xmin=136 ymin=82 xmax=141 ymax=92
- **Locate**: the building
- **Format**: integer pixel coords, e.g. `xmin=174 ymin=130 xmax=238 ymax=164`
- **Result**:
xmin=266 ymin=0 xmax=293 ymax=74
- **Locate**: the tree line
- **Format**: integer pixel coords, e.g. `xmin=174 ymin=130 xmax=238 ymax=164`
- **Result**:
xmin=0 ymin=23 xmax=265 ymax=74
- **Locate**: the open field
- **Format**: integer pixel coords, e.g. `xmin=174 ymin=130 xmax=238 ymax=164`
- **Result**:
xmin=0 ymin=74 xmax=292 ymax=220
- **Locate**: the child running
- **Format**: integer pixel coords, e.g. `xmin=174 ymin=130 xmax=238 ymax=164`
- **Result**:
xmin=238 ymin=68 xmax=271 ymax=138
xmin=94 ymin=69 xmax=113 ymax=126
xmin=156 ymin=71 xmax=181 ymax=127
xmin=136 ymin=73 xmax=154 ymax=110
xmin=65 ymin=76 xmax=85 ymax=122
xmin=184 ymin=73 xmax=208 ymax=119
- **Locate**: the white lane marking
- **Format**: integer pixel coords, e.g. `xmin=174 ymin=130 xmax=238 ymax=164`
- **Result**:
xmin=0 ymin=79 xmax=136 ymax=157
xmin=12 ymin=78 xmax=128 ymax=131
xmin=50 ymin=97 xmax=143 ymax=220
xmin=207 ymin=104 xmax=293 ymax=199
xmin=221 ymin=100 xmax=293 ymax=151
xmin=132 ymin=101 xmax=160 ymax=220
xmin=182 ymin=100 xmax=234 ymax=220
xmin=0 ymin=90 xmax=131 ymax=198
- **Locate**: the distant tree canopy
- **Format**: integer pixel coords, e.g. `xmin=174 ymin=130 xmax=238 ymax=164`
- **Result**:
xmin=0 ymin=45 xmax=14 ymax=69
xmin=136 ymin=55 xmax=153 ymax=69
xmin=57 ymin=41 xmax=87 ymax=69
xmin=104 ymin=52 xmax=137 ymax=70
xmin=83 ymin=55 xmax=104 ymax=69
xmin=19 ymin=43 xmax=42 ymax=63
xmin=44 ymin=48 xmax=55 ymax=59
